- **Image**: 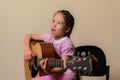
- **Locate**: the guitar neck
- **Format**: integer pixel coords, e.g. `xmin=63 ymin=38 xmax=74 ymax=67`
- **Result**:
xmin=37 ymin=58 xmax=66 ymax=68
xmin=33 ymin=55 xmax=91 ymax=71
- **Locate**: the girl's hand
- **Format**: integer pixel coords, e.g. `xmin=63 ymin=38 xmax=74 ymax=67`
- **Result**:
xmin=39 ymin=58 xmax=48 ymax=69
xmin=24 ymin=48 xmax=32 ymax=61
xmin=39 ymin=58 xmax=52 ymax=74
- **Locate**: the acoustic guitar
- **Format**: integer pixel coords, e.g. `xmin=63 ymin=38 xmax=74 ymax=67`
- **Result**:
xmin=24 ymin=41 xmax=92 ymax=80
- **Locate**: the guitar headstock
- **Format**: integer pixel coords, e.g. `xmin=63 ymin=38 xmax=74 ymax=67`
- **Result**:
xmin=66 ymin=55 xmax=92 ymax=73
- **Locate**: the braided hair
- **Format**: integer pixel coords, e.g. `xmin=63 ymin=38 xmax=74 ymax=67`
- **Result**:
xmin=54 ymin=10 xmax=74 ymax=38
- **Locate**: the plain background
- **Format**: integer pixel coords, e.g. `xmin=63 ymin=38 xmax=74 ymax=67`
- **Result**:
xmin=0 ymin=0 xmax=120 ymax=80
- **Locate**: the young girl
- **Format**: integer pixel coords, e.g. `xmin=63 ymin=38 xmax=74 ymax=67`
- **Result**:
xmin=24 ymin=10 xmax=75 ymax=80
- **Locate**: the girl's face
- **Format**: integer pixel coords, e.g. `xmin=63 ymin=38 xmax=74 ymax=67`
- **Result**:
xmin=51 ymin=12 xmax=70 ymax=40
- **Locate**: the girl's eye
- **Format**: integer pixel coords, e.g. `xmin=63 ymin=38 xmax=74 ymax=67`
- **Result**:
xmin=57 ymin=21 xmax=65 ymax=25
xmin=57 ymin=21 xmax=61 ymax=24
xmin=52 ymin=20 xmax=64 ymax=25
xmin=52 ymin=20 xmax=55 ymax=23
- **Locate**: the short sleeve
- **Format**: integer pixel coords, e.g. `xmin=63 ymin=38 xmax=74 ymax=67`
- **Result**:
xmin=61 ymin=40 xmax=75 ymax=56
xmin=42 ymin=33 xmax=54 ymax=42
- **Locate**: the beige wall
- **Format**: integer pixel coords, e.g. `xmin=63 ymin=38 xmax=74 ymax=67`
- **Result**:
xmin=0 ymin=0 xmax=120 ymax=80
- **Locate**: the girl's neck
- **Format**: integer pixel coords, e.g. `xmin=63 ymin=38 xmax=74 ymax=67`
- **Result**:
xmin=54 ymin=36 xmax=67 ymax=44
xmin=54 ymin=35 xmax=67 ymax=40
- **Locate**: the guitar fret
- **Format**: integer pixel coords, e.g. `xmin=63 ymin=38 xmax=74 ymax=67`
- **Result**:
xmin=46 ymin=59 xmax=64 ymax=68
xmin=56 ymin=60 xmax=58 ymax=67
xmin=60 ymin=60 xmax=64 ymax=67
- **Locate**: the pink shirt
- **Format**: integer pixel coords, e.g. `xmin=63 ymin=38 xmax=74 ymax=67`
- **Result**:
xmin=41 ymin=33 xmax=76 ymax=79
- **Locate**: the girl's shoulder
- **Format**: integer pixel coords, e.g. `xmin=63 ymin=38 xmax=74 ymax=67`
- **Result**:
xmin=42 ymin=33 xmax=54 ymax=42
xmin=62 ymin=37 xmax=73 ymax=45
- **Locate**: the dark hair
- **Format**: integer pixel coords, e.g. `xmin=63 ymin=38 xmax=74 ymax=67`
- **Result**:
xmin=55 ymin=10 xmax=74 ymax=38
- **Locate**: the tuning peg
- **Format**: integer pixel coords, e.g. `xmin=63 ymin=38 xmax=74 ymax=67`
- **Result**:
xmin=72 ymin=67 xmax=77 ymax=70
xmin=82 ymin=57 xmax=87 ymax=61
xmin=72 ymin=57 xmax=77 ymax=61
xmin=77 ymin=58 xmax=81 ymax=61
xmin=77 ymin=52 xmax=80 ymax=56
xmin=78 ymin=66 xmax=82 ymax=70
xmin=81 ymin=52 xmax=86 ymax=57
xmin=83 ymin=67 xmax=87 ymax=71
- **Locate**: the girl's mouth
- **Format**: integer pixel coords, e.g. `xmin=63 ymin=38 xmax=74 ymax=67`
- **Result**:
xmin=51 ymin=28 xmax=56 ymax=34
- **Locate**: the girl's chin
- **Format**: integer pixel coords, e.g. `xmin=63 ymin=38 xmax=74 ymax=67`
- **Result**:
xmin=51 ymin=33 xmax=56 ymax=36
xmin=51 ymin=31 xmax=54 ymax=33
xmin=51 ymin=32 xmax=56 ymax=35
xmin=51 ymin=34 xmax=58 ymax=39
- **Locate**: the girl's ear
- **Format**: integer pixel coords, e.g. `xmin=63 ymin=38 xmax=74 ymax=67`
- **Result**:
xmin=65 ymin=27 xmax=71 ymax=33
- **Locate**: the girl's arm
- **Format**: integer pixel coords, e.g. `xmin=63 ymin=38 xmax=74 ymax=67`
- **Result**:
xmin=24 ymin=34 xmax=43 ymax=60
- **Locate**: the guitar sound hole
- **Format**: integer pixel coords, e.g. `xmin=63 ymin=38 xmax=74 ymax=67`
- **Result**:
xmin=31 ymin=65 xmax=39 ymax=77
xmin=31 ymin=56 xmax=39 ymax=77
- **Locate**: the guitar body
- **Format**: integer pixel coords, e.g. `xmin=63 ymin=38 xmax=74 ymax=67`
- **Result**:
xmin=24 ymin=41 xmax=56 ymax=80
xmin=24 ymin=41 xmax=92 ymax=80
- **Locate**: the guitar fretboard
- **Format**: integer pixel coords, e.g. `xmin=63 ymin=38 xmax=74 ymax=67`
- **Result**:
xmin=47 ymin=59 xmax=64 ymax=68
xmin=37 ymin=58 xmax=65 ymax=68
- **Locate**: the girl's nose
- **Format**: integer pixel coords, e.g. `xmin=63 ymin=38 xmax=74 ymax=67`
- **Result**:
xmin=52 ymin=22 xmax=56 ymax=27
